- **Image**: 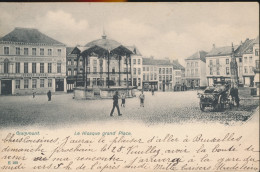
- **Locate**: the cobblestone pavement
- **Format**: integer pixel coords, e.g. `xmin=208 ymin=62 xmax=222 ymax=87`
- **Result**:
xmin=0 ymin=90 xmax=258 ymax=128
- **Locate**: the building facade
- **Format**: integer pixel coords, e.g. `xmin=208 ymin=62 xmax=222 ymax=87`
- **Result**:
xmin=0 ymin=28 xmax=66 ymax=95
xmin=185 ymin=51 xmax=207 ymax=88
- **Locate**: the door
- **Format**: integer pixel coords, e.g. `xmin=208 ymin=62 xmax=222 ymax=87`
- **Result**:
xmin=55 ymin=79 xmax=64 ymax=91
xmin=1 ymin=80 xmax=12 ymax=95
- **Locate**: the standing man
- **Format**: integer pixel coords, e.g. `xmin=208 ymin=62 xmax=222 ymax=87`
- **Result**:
xmin=47 ymin=90 xmax=52 ymax=101
xmin=110 ymin=91 xmax=122 ymax=116
xmin=151 ymin=86 xmax=155 ymax=95
xmin=230 ymin=84 xmax=240 ymax=107
xmin=139 ymin=90 xmax=145 ymax=107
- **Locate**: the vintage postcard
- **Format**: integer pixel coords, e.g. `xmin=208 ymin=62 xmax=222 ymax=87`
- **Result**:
xmin=0 ymin=2 xmax=259 ymax=172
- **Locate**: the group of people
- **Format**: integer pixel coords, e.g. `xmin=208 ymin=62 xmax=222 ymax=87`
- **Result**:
xmin=110 ymin=90 xmax=145 ymax=116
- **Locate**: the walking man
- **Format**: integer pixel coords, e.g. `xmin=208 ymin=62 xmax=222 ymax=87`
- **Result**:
xmin=121 ymin=93 xmax=126 ymax=107
xmin=110 ymin=91 xmax=122 ymax=116
xmin=139 ymin=90 xmax=145 ymax=107
xmin=151 ymin=87 xmax=155 ymax=95
xmin=47 ymin=90 xmax=52 ymax=101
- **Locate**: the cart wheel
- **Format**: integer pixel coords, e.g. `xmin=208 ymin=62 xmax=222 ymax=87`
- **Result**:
xmin=200 ymin=103 xmax=205 ymax=111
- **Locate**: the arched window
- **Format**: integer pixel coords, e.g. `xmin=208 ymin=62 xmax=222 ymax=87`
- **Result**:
xmin=4 ymin=59 xmax=9 ymax=74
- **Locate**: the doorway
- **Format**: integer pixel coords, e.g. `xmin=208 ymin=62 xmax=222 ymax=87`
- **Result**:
xmin=1 ymin=80 xmax=12 ymax=95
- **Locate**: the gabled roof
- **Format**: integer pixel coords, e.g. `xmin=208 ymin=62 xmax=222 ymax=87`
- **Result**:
xmin=0 ymin=27 xmax=64 ymax=45
xmin=66 ymin=47 xmax=75 ymax=56
xmin=186 ymin=50 xmax=208 ymax=62
xmin=172 ymin=60 xmax=185 ymax=70
xmin=143 ymin=57 xmax=171 ymax=66
xmin=206 ymin=45 xmax=239 ymax=57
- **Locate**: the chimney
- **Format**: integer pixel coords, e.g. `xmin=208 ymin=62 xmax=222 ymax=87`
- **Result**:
xmin=212 ymin=44 xmax=216 ymax=49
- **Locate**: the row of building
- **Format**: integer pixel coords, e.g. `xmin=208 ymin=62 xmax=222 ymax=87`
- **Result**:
xmin=185 ymin=37 xmax=259 ymax=90
xmin=0 ymin=27 xmax=185 ymax=95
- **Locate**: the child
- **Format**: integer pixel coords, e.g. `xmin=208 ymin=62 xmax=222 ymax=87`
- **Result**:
xmin=121 ymin=93 xmax=126 ymax=107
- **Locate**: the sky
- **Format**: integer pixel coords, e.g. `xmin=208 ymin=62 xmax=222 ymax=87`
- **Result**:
xmin=0 ymin=2 xmax=259 ymax=65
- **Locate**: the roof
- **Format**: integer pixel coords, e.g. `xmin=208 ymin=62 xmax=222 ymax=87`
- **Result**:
xmin=172 ymin=60 xmax=185 ymax=70
xmin=66 ymin=47 xmax=75 ymax=56
xmin=143 ymin=57 xmax=171 ymax=66
xmin=235 ymin=38 xmax=255 ymax=56
xmin=85 ymin=38 xmax=121 ymax=51
xmin=186 ymin=50 xmax=208 ymax=62
xmin=0 ymin=27 xmax=64 ymax=45
xmin=206 ymin=45 xmax=239 ymax=57
xmin=125 ymin=46 xmax=142 ymax=56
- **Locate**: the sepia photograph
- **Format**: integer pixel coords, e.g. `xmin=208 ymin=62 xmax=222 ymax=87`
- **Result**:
xmin=0 ymin=2 xmax=259 ymax=172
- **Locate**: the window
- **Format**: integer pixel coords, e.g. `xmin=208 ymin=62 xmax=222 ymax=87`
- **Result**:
xmin=216 ymin=59 xmax=219 ymax=65
xmin=40 ymin=79 xmax=44 ymax=88
xmin=40 ymin=48 xmax=44 ymax=56
xmin=249 ymin=66 xmax=254 ymax=73
xmin=79 ymin=60 xmax=83 ymax=66
xmin=151 ymin=74 xmax=153 ymax=80
xmin=48 ymin=79 xmax=52 ymax=87
xmin=249 ymin=56 xmax=253 ymax=63
xmin=166 ymin=75 xmax=169 ymax=81
xmin=244 ymin=66 xmax=248 ymax=73
xmin=68 ymin=69 xmax=72 ymax=75
xmin=187 ymin=69 xmax=190 ymax=76
xmin=147 ymin=67 xmax=149 ymax=71
xmin=256 ymin=60 xmax=260 ymax=69
xmin=133 ymin=68 xmax=136 ymax=74
xmin=195 ymin=68 xmax=198 ymax=75
xmin=24 ymin=79 xmax=29 ymax=89
xmin=226 ymin=67 xmax=230 ymax=75
xmin=48 ymin=63 xmax=52 ymax=73
xmin=16 ymin=47 xmax=20 ymax=55
xmin=32 ymin=63 xmax=36 ymax=73
xmin=133 ymin=59 xmax=136 ymax=64
xmin=239 ymin=58 xmax=242 ymax=63
xmin=71 ymin=60 xmax=74 ymax=66
xmin=4 ymin=47 xmax=9 ymax=55
xmin=187 ymin=62 xmax=190 ymax=67
xmin=191 ymin=62 xmax=194 ymax=67
xmin=124 ymin=68 xmax=127 ymax=72
xmin=32 ymin=79 xmax=37 ymax=88
xmin=216 ymin=67 xmax=220 ymax=75
xmin=57 ymin=49 xmax=61 ymax=56
xmin=24 ymin=48 xmax=28 ymax=55
xmin=16 ymin=80 xmax=20 ymax=89
xmin=138 ymin=68 xmax=141 ymax=75
xmin=57 ymin=63 xmax=61 ymax=73
xmin=24 ymin=63 xmax=28 ymax=73
xmin=74 ymin=69 xmax=77 ymax=75
xmin=226 ymin=59 xmax=229 ymax=64
xmin=48 ymin=49 xmax=52 ymax=56
xmin=80 ymin=69 xmax=83 ymax=73
xmin=210 ymin=67 xmax=213 ymax=75
xmin=162 ymin=68 xmax=165 ymax=74
xmin=159 ymin=68 xmax=161 ymax=74
xmin=147 ymin=74 xmax=149 ymax=81
xmin=255 ymin=49 xmax=259 ymax=56
xmin=94 ymin=67 xmax=97 ymax=74
xmin=93 ymin=60 xmax=97 ymax=65
xmin=191 ymin=69 xmax=194 ymax=76
xmin=32 ymin=48 xmax=36 ymax=56
xmin=159 ymin=75 xmax=162 ymax=81
xmin=68 ymin=60 xmax=71 ymax=65
xmin=169 ymin=75 xmax=172 ymax=81
xmin=15 ymin=62 xmax=20 ymax=73
xmin=210 ymin=60 xmax=213 ymax=65
xmin=87 ymin=67 xmax=90 ymax=73
xmin=40 ymin=63 xmax=44 ymax=73
xmin=166 ymin=68 xmax=168 ymax=74
xmin=138 ymin=59 xmax=140 ymax=64
xmin=244 ymin=57 xmax=247 ymax=63
xmin=143 ymin=67 xmax=145 ymax=71
xmin=143 ymin=74 xmax=145 ymax=80
xmin=195 ymin=62 xmax=198 ymax=67
xmin=154 ymin=73 xmax=157 ymax=80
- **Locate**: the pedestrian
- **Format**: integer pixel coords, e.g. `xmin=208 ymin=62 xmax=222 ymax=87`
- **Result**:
xmin=110 ymin=91 xmax=122 ymax=116
xmin=121 ymin=93 xmax=126 ymax=107
xmin=139 ymin=90 xmax=145 ymax=107
xmin=151 ymin=87 xmax=154 ymax=95
xmin=32 ymin=90 xmax=36 ymax=98
xmin=230 ymin=84 xmax=240 ymax=107
xmin=47 ymin=90 xmax=52 ymax=101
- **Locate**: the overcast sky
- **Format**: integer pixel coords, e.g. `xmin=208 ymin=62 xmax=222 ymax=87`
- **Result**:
xmin=0 ymin=2 xmax=259 ymax=65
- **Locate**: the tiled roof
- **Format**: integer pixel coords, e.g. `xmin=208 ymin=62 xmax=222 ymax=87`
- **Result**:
xmin=206 ymin=45 xmax=239 ymax=57
xmin=143 ymin=58 xmax=171 ymax=66
xmin=172 ymin=60 xmax=185 ymax=70
xmin=235 ymin=38 xmax=255 ymax=56
xmin=0 ymin=27 xmax=64 ymax=45
xmin=186 ymin=50 xmax=207 ymax=62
